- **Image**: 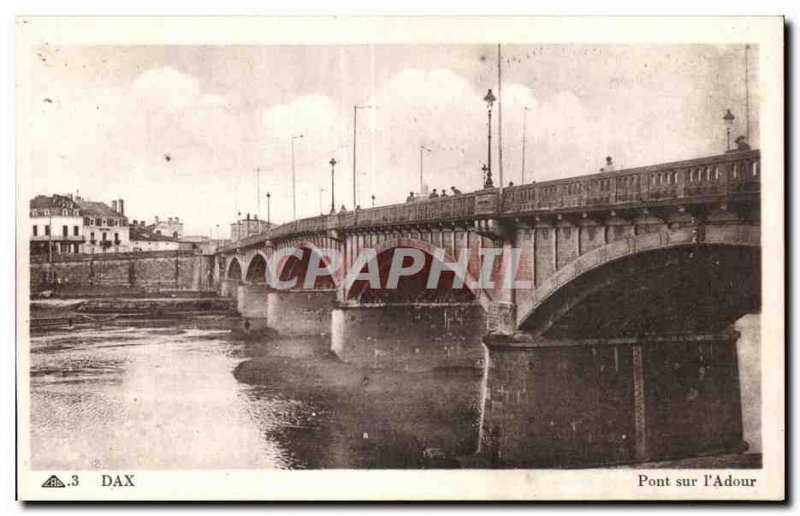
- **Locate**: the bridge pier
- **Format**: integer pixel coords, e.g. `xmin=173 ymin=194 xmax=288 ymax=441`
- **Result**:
xmin=219 ymin=279 xmax=239 ymax=298
xmin=267 ymin=289 xmax=336 ymax=336
xmin=478 ymin=331 xmax=746 ymax=467
xmin=236 ymin=284 xmax=271 ymax=319
xmin=331 ymin=303 xmax=486 ymax=372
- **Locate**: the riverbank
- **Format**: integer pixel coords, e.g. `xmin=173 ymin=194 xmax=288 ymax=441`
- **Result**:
xmin=29 ymin=295 xmax=235 ymax=332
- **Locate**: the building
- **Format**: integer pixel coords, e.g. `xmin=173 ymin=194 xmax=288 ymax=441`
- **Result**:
xmin=178 ymin=234 xmax=210 ymax=252
xmin=29 ymin=194 xmax=84 ymax=257
xmin=129 ymin=219 xmax=180 ymax=252
xmin=230 ymin=214 xmax=272 ymax=242
xmin=76 ymin=197 xmax=130 ymax=253
xmin=152 ymin=216 xmax=184 ymax=240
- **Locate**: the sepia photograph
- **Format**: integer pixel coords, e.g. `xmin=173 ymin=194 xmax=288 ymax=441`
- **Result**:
xmin=14 ymin=15 xmax=785 ymax=501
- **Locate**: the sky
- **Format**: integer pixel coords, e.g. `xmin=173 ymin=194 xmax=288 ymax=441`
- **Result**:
xmin=24 ymin=43 xmax=758 ymax=237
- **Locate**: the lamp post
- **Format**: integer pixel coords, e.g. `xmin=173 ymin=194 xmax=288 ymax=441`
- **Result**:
xmin=483 ymin=89 xmax=496 ymax=187
xmin=482 ymin=164 xmax=493 ymax=189
xmin=419 ymin=144 xmax=432 ymax=192
xmin=371 ymin=194 xmax=376 ymax=207
xmin=723 ymin=109 xmax=735 ymax=152
xmin=522 ymin=106 xmax=531 ymax=183
xmin=291 ymin=134 xmax=303 ymax=220
xmin=319 ymin=188 xmax=325 ymax=215
xmin=265 ymin=192 xmax=271 ymax=226
xmin=353 ymin=105 xmax=373 ymax=208
xmin=329 ymin=158 xmax=337 ymax=214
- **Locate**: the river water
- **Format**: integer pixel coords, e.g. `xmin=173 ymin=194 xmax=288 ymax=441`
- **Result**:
xmin=29 ymin=318 xmax=484 ymax=470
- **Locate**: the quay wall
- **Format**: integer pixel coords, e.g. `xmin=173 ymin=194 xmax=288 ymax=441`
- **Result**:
xmin=30 ymin=251 xmax=215 ymax=296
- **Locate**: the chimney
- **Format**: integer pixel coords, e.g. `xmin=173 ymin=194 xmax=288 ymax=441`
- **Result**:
xmin=111 ymin=200 xmax=118 ymax=212
xmin=155 ymin=215 xmax=159 ymax=224
xmin=119 ymin=199 xmax=124 ymax=215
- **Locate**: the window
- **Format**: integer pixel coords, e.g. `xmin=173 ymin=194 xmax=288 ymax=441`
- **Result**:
xmin=31 ymin=209 xmax=38 ymax=217
xmin=32 ymin=225 xmax=38 ymax=236
xmin=89 ymin=218 xmax=95 ymax=226
xmin=44 ymin=225 xmax=50 ymax=236
xmin=62 ymin=225 xmax=68 ymax=237
xmin=102 ymin=233 xmax=107 ymax=241
xmin=101 ymin=219 xmax=107 ymax=226
xmin=73 ymin=210 xmax=79 ymax=216
xmin=114 ymin=232 xmax=119 ymax=243
xmin=62 ymin=209 xmax=68 ymax=216
xmin=90 ymin=232 xmax=95 ymax=242
xmin=73 ymin=226 xmax=79 ymax=236
xmin=43 ymin=209 xmax=50 ymax=216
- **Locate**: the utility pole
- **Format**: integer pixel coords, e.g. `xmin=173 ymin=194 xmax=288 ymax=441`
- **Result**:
xmin=522 ymin=106 xmax=531 ymax=184
xmin=745 ymin=44 xmax=750 ymax=144
xmin=419 ymin=144 xmax=432 ymax=192
xmin=353 ymin=105 xmax=373 ymax=209
xmin=291 ymin=134 xmax=303 ymax=220
xmin=255 ymin=167 xmax=261 ymax=220
xmin=497 ymin=44 xmax=504 ymax=193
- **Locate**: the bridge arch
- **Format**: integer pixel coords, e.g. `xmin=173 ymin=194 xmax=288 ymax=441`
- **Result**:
xmin=518 ymin=224 xmax=760 ymax=337
xmin=244 ymin=251 xmax=269 ymax=284
xmin=225 ymin=256 xmax=244 ymax=283
xmin=275 ymin=241 xmax=339 ymax=289
xmin=343 ymin=237 xmax=490 ymax=310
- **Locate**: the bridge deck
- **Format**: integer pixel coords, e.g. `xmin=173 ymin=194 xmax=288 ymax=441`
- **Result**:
xmin=219 ymin=150 xmax=759 ymax=253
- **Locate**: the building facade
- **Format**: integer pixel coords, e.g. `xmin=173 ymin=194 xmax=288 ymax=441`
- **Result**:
xmin=230 ymin=215 xmax=271 ymax=242
xmin=76 ymin=197 xmax=130 ymax=254
xmin=29 ymin=194 xmax=84 ymax=257
xmin=129 ymin=219 xmax=180 ymax=252
xmin=152 ymin=216 xmax=184 ymax=240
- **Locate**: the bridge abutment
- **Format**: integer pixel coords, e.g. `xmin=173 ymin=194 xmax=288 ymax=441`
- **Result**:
xmin=478 ymin=332 xmax=747 ymax=467
xmin=331 ymin=303 xmax=486 ymax=372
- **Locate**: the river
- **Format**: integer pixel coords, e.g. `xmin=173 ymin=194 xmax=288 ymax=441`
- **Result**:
xmin=29 ymin=318 xmax=484 ymax=470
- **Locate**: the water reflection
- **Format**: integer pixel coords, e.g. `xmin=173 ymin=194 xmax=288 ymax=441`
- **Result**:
xmin=30 ymin=320 xmax=483 ymax=470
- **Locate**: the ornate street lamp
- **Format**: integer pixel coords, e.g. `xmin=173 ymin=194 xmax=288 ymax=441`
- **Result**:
xmin=482 ymin=163 xmax=493 ymax=189
xmin=265 ymin=192 xmax=271 ymax=226
xmin=723 ymin=109 xmax=735 ymax=152
xmin=483 ymin=89 xmax=496 ymax=187
xmin=329 ymin=158 xmax=337 ymax=214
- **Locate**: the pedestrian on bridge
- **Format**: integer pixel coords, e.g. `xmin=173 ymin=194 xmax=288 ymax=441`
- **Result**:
xmin=429 ymin=189 xmax=439 ymax=199
xmin=451 ymin=186 xmax=463 ymax=195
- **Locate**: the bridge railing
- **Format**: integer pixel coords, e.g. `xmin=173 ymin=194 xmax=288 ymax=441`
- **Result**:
xmin=332 ymin=192 xmax=479 ymax=229
xmin=219 ymin=150 xmax=759 ymax=252
xmin=501 ymin=149 xmax=759 ymax=212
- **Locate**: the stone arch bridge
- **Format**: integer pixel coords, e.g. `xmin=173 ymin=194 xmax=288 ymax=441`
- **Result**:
xmin=214 ymin=150 xmax=761 ymax=467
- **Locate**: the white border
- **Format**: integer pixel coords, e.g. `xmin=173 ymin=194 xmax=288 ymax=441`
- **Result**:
xmin=10 ymin=12 xmax=786 ymax=503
